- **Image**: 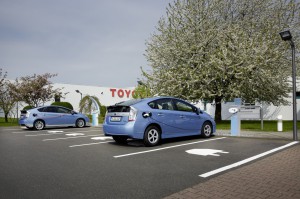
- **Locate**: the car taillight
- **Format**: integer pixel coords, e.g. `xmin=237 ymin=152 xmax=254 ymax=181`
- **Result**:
xmin=128 ymin=107 xmax=137 ymax=122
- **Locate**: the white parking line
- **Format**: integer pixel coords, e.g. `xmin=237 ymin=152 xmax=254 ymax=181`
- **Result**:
xmin=113 ymin=137 xmax=226 ymax=158
xmin=199 ymin=141 xmax=299 ymax=178
xmin=26 ymin=133 xmax=65 ymax=136
xmin=12 ymin=131 xmax=28 ymax=134
xmin=43 ymin=135 xmax=102 ymax=141
xmin=25 ymin=129 xmax=101 ymax=137
xmin=69 ymin=141 xmax=113 ymax=148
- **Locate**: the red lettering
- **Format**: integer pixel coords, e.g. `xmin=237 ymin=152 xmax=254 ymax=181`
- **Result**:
xmin=118 ymin=89 xmax=124 ymax=98
xmin=125 ymin=90 xmax=131 ymax=98
xmin=110 ymin=88 xmax=116 ymax=97
xmin=110 ymin=88 xmax=135 ymax=98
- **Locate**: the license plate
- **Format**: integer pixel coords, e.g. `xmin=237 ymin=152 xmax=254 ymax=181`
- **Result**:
xmin=110 ymin=116 xmax=121 ymax=122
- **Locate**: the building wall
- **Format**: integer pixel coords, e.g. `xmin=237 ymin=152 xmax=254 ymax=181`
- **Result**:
xmin=52 ymin=83 xmax=136 ymax=112
xmin=1 ymin=82 xmax=299 ymax=120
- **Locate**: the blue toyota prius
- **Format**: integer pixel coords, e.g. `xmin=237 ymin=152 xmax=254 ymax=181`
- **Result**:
xmin=19 ymin=105 xmax=90 ymax=130
xmin=103 ymin=96 xmax=216 ymax=146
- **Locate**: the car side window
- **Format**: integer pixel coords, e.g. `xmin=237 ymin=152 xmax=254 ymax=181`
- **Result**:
xmin=174 ymin=100 xmax=194 ymax=113
xmin=57 ymin=107 xmax=72 ymax=114
xmin=148 ymin=99 xmax=174 ymax=110
xmin=44 ymin=107 xmax=57 ymax=113
xmin=38 ymin=107 xmax=46 ymax=112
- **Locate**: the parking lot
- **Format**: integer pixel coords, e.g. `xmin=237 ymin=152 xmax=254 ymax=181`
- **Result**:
xmin=0 ymin=126 xmax=297 ymax=199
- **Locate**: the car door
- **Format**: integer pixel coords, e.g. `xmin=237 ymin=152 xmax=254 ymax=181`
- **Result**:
xmin=172 ymin=99 xmax=203 ymax=135
xmin=56 ymin=107 xmax=75 ymax=125
xmin=148 ymin=98 xmax=178 ymax=136
xmin=40 ymin=106 xmax=61 ymax=126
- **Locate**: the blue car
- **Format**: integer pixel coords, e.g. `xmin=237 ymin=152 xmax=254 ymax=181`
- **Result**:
xmin=103 ymin=96 xmax=216 ymax=146
xmin=19 ymin=105 xmax=90 ymax=130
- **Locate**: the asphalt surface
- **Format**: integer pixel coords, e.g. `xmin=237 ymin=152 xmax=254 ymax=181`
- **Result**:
xmin=0 ymin=126 xmax=298 ymax=199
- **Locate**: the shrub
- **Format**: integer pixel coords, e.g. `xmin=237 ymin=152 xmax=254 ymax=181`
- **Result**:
xmin=51 ymin=102 xmax=74 ymax=110
xmin=22 ymin=105 xmax=34 ymax=110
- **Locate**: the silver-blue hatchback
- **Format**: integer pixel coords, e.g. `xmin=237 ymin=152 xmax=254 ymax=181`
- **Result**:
xmin=19 ymin=105 xmax=90 ymax=130
xmin=103 ymin=97 xmax=216 ymax=146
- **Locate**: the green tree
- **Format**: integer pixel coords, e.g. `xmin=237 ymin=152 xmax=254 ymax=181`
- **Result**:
xmin=143 ymin=0 xmax=300 ymax=121
xmin=0 ymin=69 xmax=17 ymax=122
xmin=9 ymin=73 xmax=62 ymax=107
xmin=133 ymin=80 xmax=152 ymax=99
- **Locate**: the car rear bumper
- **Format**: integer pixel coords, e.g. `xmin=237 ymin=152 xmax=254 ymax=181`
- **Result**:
xmin=103 ymin=122 xmax=144 ymax=139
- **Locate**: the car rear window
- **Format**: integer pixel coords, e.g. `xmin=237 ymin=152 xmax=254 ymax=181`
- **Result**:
xmin=107 ymin=99 xmax=143 ymax=113
xmin=115 ymin=99 xmax=143 ymax=106
xmin=107 ymin=106 xmax=131 ymax=113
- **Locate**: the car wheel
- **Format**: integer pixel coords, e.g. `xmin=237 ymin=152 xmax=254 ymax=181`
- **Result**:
xmin=112 ymin=136 xmax=128 ymax=145
xmin=34 ymin=120 xmax=45 ymax=130
xmin=76 ymin=119 xmax=85 ymax=128
xmin=144 ymin=125 xmax=161 ymax=147
xmin=201 ymin=121 xmax=212 ymax=138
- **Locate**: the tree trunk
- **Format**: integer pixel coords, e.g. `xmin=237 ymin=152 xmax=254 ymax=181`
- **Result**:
xmin=4 ymin=113 xmax=8 ymax=122
xmin=214 ymin=96 xmax=222 ymax=122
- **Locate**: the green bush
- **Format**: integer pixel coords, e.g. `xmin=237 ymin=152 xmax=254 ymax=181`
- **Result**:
xmin=51 ymin=102 xmax=74 ymax=110
xmin=22 ymin=105 xmax=34 ymax=110
xmin=100 ymin=105 xmax=107 ymax=117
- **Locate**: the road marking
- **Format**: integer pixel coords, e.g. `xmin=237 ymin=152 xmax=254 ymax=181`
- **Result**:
xmin=69 ymin=141 xmax=113 ymax=148
xmin=199 ymin=141 xmax=299 ymax=178
xmin=12 ymin=131 xmax=28 ymax=134
xmin=113 ymin=137 xmax=226 ymax=158
xmin=43 ymin=135 xmax=102 ymax=141
xmin=91 ymin=137 xmax=113 ymax=141
xmin=48 ymin=130 xmax=64 ymax=133
xmin=5 ymin=128 xmax=22 ymax=131
xmin=186 ymin=149 xmax=229 ymax=156
xmin=26 ymin=133 xmax=65 ymax=136
xmin=65 ymin=133 xmax=85 ymax=136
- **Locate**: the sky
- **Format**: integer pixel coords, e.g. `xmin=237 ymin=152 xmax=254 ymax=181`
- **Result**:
xmin=0 ymin=0 xmax=173 ymax=88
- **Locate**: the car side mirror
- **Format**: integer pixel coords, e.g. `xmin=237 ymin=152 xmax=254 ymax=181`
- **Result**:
xmin=196 ymin=108 xmax=203 ymax=115
xmin=194 ymin=108 xmax=202 ymax=115
xmin=71 ymin=111 xmax=77 ymax=115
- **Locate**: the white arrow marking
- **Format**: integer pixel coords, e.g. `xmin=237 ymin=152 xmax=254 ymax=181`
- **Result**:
xmin=48 ymin=131 xmax=64 ymax=133
xmin=91 ymin=137 xmax=113 ymax=141
xmin=65 ymin=133 xmax=85 ymax=136
xmin=186 ymin=149 xmax=229 ymax=156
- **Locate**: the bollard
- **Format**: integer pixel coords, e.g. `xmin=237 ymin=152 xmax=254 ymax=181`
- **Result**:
xmin=277 ymin=115 xmax=283 ymax=132
xmin=92 ymin=113 xmax=99 ymax=126
xmin=229 ymin=107 xmax=240 ymax=136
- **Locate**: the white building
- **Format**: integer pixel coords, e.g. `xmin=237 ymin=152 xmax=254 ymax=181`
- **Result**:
xmin=1 ymin=82 xmax=299 ymax=120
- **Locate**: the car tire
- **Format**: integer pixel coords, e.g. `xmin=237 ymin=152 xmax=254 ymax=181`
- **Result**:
xmin=33 ymin=120 xmax=45 ymax=130
xmin=201 ymin=121 xmax=212 ymax=138
xmin=112 ymin=136 xmax=128 ymax=145
xmin=76 ymin=119 xmax=85 ymax=128
xmin=144 ymin=125 xmax=161 ymax=147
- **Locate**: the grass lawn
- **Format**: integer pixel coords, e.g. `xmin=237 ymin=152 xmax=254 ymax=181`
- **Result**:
xmin=217 ymin=120 xmax=299 ymax=132
xmin=0 ymin=117 xmax=19 ymax=127
xmin=0 ymin=117 xmax=298 ymax=132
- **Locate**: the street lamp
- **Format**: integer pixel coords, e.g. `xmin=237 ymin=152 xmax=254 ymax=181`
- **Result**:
xmin=279 ymin=30 xmax=298 ymax=141
xmin=75 ymin=90 xmax=82 ymax=101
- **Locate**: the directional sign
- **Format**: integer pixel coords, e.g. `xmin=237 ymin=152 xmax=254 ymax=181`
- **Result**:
xmin=186 ymin=149 xmax=229 ymax=156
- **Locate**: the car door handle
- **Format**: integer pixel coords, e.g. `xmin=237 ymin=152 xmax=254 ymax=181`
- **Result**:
xmin=157 ymin=113 xmax=164 ymax=116
xmin=180 ymin=115 xmax=185 ymax=118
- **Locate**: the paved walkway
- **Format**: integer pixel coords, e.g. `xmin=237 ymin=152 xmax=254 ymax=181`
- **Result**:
xmin=164 ymin=131 xmax=300 ymax=199
xmin=215 ymin=129 xmax=295 ymax=140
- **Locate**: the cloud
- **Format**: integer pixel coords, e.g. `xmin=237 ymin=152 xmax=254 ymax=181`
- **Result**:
xmin=0 ymin=0 xmax=171 ymax=87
